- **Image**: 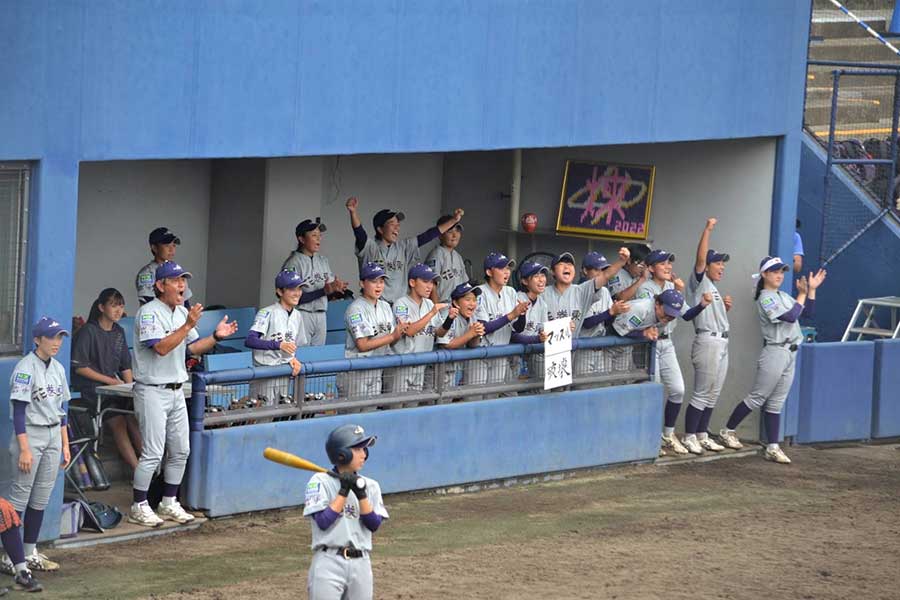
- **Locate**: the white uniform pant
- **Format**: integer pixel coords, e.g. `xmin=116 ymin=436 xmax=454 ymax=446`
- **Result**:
xmin=689 ymin=335 xmax=729 ymax=410
xmin=301 ymin=311 xmax=328 ymax=346
xmin=7 ymin=425 xmax=61 ymax=511
xmin=308 ymin=550 xmax=373 ymax=600
xmin=133 ymin=383 xmax=190 ymax=492
xmin=467 ymin=357 xmax=514 ymax=386
xmin=743 ymin=345 xmax=796 ymax=414
xmin=654 ymin=339 xmax=685 ymax=405
xmin=249 ymin=375 xmax=294 ymax=405
xmin=338 ymin=370 xmax=382 ymax=398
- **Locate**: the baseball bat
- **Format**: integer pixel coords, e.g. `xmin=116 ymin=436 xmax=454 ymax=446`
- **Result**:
xmin=263 ymin=447 xmax=332 ymax=474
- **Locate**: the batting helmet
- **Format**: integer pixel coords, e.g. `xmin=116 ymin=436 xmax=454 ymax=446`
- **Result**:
xmin=326 ymin=424 xmax=377 ymax=466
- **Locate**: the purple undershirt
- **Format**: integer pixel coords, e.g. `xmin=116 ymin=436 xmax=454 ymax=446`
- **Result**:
xmin=582 ymin=309 xmax=612 ymax=330
xmin=361 ymin=511 xmax=383 ymax=532
xmin=626 ymin=329 xmax=647 ymax=339
xmin=416 ymin=226 xmax=441 ymax=247
xmin=13 ymin=400 xmax=26 ymax=435
xmin=480 ymin=315 xmax=511 ymax=335
xmin=777 ymin=303 xmax=803 ymax=323
xmin=681 ymin=304 xmax=705 ymax=321
xmin=245 ymin=330 xmax=282 ymax=351
xmin=353 ymin=225 xmax=368 ymax=251
xmin=299 ymin=288 xmax=326 ymax=304
xmin=313 ymin=506 xmax=341 ymax=530
xmin=511 ymin=332 xmax=541 ymax=344
xmin=511 ymin=313 xmax=526 ymax=333
xmin=694 ymin=271 xmax=704 ymax=283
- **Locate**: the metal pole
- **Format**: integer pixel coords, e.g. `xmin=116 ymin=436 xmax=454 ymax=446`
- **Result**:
xmin=888 ymin=73 xmax=900 ymax=210
xmin=820 ymin=71 xmax=841 ymax=266
xmin=507 ymin=149 xmax=522 ymax=260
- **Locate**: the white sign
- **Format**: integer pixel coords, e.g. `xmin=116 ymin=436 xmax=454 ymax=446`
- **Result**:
xmin=543 ymin=317 xmax=573 ymax=390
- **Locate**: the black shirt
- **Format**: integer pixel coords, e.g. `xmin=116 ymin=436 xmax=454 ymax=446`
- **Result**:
xmin=70 ymin=321 xmax=132 ymax=400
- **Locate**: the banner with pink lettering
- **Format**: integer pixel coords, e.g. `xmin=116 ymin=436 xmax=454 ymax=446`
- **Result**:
xmin=555 ymin=160 xmax=655 ymax=240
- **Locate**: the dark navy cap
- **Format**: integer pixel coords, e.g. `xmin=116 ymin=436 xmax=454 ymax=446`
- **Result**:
xmin=451 ymin=282 xmax=482 ymax=300
xmin=373 ymin=209 xmax=405 ymax=230
xmin=706 ymin=249 xmax=730 ymax=264
xmin=582 ymin=252 xmax=610 ymax=270
xmin=295 ymin=218 xmax=327 ymax=237
xmin=437 ymin=214 xmax=464 ymax=232
xmin=551 ymin=252 xmax=576 ymax=267
xmin=519 ymin=261 xmax=550 ymax=279
xmin=275 ymin=269 xmax=305 ymax=288
xmin=149 ymin=227 xmax=180 ymax=245
xmin=360 ymin=262 xmax=388 ymax=280
xmin=484 ymin=252 xmax=516 ymax=271
xmin=155 ymin=261 xmax=192 ymax=280
xmin=657 ymin=289 xmax=685 ymax=318
xmin=408 ymin=263 xmax=439 ymax=281
xmin=32 ymin=316 xmax=69 ymax=338
xmin=646 ymin=249 xmax=676 ymax=266
xmin=759 ymin=256 xmax=789 ymax=272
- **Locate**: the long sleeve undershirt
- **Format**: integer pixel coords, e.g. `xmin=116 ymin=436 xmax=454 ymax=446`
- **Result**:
xmin=777 ymin=303 xmax=803 ymax=323
xmin=480 ymin=315 xmax=511 ymax=335
xmin=244 ymin=330 xmax=281 ymax=351
xmin=681 ymin=304 xmax=705 ymax=321
xmin=582 ymin=310 xmax=612 ymax=330
xmin=299 ymin=288 xmax=327 ymax=304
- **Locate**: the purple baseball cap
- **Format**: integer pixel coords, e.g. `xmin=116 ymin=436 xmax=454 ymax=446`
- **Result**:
xmin=451 ymin=282 xmax=482 ymax=300
xmin=646 ymin=249 xmax=676 ymax=266
xmin=706 ymin=249 xmax=730 ymax=264
xmin=32 ymin=316 xmax=70 ymax=338
xmin=657 ymin=289 xmax=685 ymax=318
xmin=519 ymin=261 xmax=550 ymax=279
xmin=155 ymin=261 xmax=192 ymax=280
xmin=360 ymin=262 xmax=388 ymax=280
xmin=275 ymin=270 xmax=305 ymax=288
xmin=408 ymin=263 xmax=439 ymax=281
xmin=484 ymin=252 xmax=516 ymax=271
xmin=582 ymin=252 xmax=610 ymax=270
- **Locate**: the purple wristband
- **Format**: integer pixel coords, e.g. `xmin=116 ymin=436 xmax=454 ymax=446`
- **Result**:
xmin=312 ymin=507 xmax=341 ymax=530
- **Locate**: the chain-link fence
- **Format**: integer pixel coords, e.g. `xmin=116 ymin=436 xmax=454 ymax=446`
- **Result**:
xmin=198 ymin=338 xmax=653 ymax=428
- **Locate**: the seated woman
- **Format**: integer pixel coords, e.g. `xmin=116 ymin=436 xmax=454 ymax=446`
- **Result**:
xmin=70 ymin=288 xmax=143 ymax=473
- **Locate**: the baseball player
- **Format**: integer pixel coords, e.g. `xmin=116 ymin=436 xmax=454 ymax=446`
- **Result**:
xmin=719 ymin=259 xmax=826 ymax=464
xmin=281 ymin=218 xmax=349 ymax=346
xmin=682 ymin=218 xmax=732 ymax=454
xmin=543 ymin=248 xmax=629 ymax=337
xmin=341 ymin=263 xmax=407 ymax=399
xmin=245 ymin=270 xmax=308 ymax=404
xmin=636 ymin=247 xmax=712 ymax=455
xmin=136 ymin=227 xmax=192 ymax=306
xmin=576 ymin=252 xmax=630 ymax=378
xmin=346 ymin=196 xmax=465 ymax=304
xmin=473 ymin=252 xmax=530 ymax=387
xmin=436 ymin=283 xmax=485 ymax=390
xmin=425 ymin=215 xmax=468 ymax=303
xmin=130 ymin=261 xmax=238 ymax=527
xmin=304 ymin=424 xmax=388 ymax=600
xmin=0 ymin=497 xmax=42 ymax=591
xmin=511 ymin=261 xmax=551 ymax=378
xmin=606 ymin=243 xmax=652 ymax=301
xmin=391 ymin=264 xmax=452 ymax=394
xmin=3 ymin=317 xmax=71 ymax=575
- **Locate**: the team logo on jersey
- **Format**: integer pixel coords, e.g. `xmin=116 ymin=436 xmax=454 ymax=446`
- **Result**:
xmin=628 ymin=315 xmax=642 ymax=327
xmin=139 ymin=273 xmax=153 ymax=284
xmin=761 ymin=296 xmax=776 ymax=308
xmin=14 ymin=373 xmax=31 ymax=385
xmin=141 ymin=315 xmax=155 ymax=323
xmin=343 ymin=503 xmax=359 ymax=519
xmin=394 ymin=304 xmax=409 ymax=316
xmin=305 ymin=481 xmax=322 ymax=505
xmin=349 ymin=313 xmax=363 ymax=324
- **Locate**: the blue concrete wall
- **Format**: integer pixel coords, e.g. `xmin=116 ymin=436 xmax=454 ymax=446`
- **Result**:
xmin=796 ymin=342 xmax=874 ymax=443
xmin=797 ymin=133 xmax=900 ymax=342
xmin=872 ymin=340 xmax=900 ymax=439
xmin=188 ymin=383 xmax=663 ymax=516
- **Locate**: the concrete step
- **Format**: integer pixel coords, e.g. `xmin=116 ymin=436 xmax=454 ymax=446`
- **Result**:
xmin=811 ymin=17 xmax=889 ymax=39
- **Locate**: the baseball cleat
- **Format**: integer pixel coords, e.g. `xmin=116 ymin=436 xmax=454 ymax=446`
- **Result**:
xmin=699 ymin=437 xmax=725 ymax=452
xmin=26 ymin=552 xmax=58 ymax=572
xmin=681 ymin=435 xmax=703 ymax=455
xmin=764 ymin=447 xmax=792 ymax=464
xmin=658 ymin=447 xmax=667 ymax=457
xmin=14 ymin=570 xmax=42 ymax=593
xmin=661 ymin=433 xmax=689 ymax=455
xmin=129 ymin=502 xmax=164 ymax=528
xmin=718 ymin=429 xmax=744 ymax=450
xmin=157 ymin=500 xmax=196 ymax=524
xmin=0 ymin=555 xmax=14 ymax=576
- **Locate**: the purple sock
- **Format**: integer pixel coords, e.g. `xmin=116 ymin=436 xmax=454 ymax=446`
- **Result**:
xmin=0 ymin=527 xmax=24 ymax=565
xmin=698 ymin=407 xmax=714 ymax=435
xmin=162 ymin=482 xmax=180 ymax=498
xmin=663 ymin=401 xmax=682 ymax=428
xmin=726 ymin=401 xmax=753 ymax=430
xmin=684 ymin=405 xmax=703 ymax=434
xmin=133 ymin=488 xmax=148 ymax=504
xmin=22 ymin=507 xmax=43 ymax=545
xmin=764 ymin=412 xmax=781 ymax=444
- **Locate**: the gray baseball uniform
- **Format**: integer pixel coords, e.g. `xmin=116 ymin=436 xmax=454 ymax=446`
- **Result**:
xmin=741 ymin=290 xmax=804 ymax=414
xmin=136 ymin=261 xmax=193 ymax=305
xmin=132 ymin=299 xmax=200 ymax=492
xmin=576 ymin=287 xmax=615 ymax=377
xmin=635 ymin=279 xmax=685 ymax=406
xmin=341 ymin=297 xmax=395 ymax=398
xmin=249 ymin=303 xmax=309 ymax=403
xmin=472 ymin=284 xmax=518 ymax=386
xmin=425 ymin=246 xmax=468 ymax=302
xmin=391 ymin=295 xmax=443 ymax=393
xmin=281 ymin=251 xmax=335 ymax=346
xmin=8 ymin=352 xmax=69 ymax=511
xmin=543 ymin=280 xmax=603 ymax=336
xmin=607 ymin=269 xmax=635 ymax=298
xmin=516 ymin=291 xmax=548 ymax=378
xmin=356 ymin=238 xmax=420 ymax=304
xmin=687 ymin=273 xmax=730 ymax=411
xmin=436 ymin=314 xmax=475 ymax=391
xmin=304 ymin=472 xmax=389 ymax=600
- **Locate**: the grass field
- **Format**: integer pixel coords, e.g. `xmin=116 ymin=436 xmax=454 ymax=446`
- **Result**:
xmin=24 ymin=443 xmax=900 ymax=600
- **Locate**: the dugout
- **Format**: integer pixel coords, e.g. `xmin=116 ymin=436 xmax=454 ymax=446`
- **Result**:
xmin=0 ymin=0 xmax=811 ymax=541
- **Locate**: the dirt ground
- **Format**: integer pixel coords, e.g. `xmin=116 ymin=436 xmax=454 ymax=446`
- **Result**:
xmin=25 ymin=443 xmax=900 ymax=600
